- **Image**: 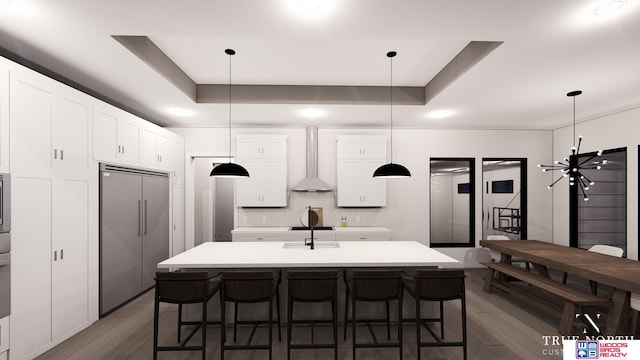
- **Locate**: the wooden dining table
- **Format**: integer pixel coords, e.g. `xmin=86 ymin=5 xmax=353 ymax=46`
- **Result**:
xmin=480 ymin=239 xmax=640 ymax=336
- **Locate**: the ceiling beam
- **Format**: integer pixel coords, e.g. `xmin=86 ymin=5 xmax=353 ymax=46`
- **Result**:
xmin=424 ymin=41 xmax=503 ymax=104
xmin=196 ymin=84 xmax=424 ymax=105
xmin=113 ymin=36 xmax=501 ymax=106
xmin=112 ymin=35 xmax=197 ymax=101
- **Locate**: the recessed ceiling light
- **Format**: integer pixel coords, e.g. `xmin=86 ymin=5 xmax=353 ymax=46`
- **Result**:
xmin=299 ymin=108 xmax=326 ymax=118
xmin=427 ymin=110 xmax=452 ymax=119
xmin=168 ymin=108 xmax=193 ymax=117
xmin=594 ymin=0 xmax=626 ymax=15
xmin=299 ymin=0 xmax=323 ymax=10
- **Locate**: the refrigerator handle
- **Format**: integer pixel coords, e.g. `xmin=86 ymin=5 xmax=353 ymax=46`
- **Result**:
xmin=144 ymin=200 xmax=148 ymax=235
xmin=137 ymin=200 xmax=141 ymax=236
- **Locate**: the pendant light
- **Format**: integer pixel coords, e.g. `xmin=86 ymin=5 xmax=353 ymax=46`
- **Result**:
xmin=373 ymin=51 xmax=411 ymax=178
xmin=210 ymin=49 xmax=250 ymax=178
xmin=537 ymin=90 xmax=606 ymax=201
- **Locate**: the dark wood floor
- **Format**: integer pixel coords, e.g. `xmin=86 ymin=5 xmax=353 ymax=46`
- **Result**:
xmin=37 ymin=269 xmax=566 ymax=360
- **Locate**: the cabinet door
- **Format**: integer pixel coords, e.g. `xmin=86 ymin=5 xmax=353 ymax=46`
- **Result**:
xmin=10 ymin=70 xmax=54 ymax=178
xmin=235 ymin=159 xmax=263 ymax=206
xmin=11 ymin=177 xmax=54 ymax=359
xmin=117 ymin=116 xmax=141 ymax=165
xmin=53 ymin=178 xmax=90 ymax=340
xmin=158 ymin=132 xmax=174 ymax=171
xmin=93 ymin=107 xmax=118 ymax=163
xmin=141 ymin=127 xmax=159 ymax=169
xmin=336 ymin=159 xmax=363 ymax=206
xmin=0 ymin=60 xmax=9 ymax=173
xmin=261 ymin=159 xmax=287 ymax=206
xmin=260 ymin=138 xmax=287 ymax=158
xmin=360 ymin=160 xmax=387 ymax=206
xmin=55 ymin=90 xmax=90 ymax=180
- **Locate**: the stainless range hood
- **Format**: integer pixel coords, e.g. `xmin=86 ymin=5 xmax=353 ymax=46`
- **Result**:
xmin=291 ymin=127 xmax=333 ymax=192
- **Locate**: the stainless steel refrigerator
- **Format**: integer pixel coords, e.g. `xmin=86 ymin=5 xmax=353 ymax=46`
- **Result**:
xmin=99 ymin=164 xmax=169 ymax=316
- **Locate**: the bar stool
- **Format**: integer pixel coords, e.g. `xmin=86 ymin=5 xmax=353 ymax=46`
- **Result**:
xmin=403 ymin=268 xmax=467 ymax=360
xmin=344 ymin=269 xmax=403 ymax=359
xmin=153 ymin=270 xmax=220 ymax=360
xmin=220 ymin=269 xmax=281 ymax=360
xmin=287 ymin=269 xmax=339 ymax=360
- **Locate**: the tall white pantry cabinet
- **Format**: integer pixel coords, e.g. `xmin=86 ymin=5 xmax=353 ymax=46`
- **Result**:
xmin=9 ymin=65 xmax=93 ymax=360
xmin=3 ymin=57 xmax=185 ymax=359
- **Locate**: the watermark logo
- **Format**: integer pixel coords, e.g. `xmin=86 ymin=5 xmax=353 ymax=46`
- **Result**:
xmin=576 ymin=340 xmax=599 ymax=359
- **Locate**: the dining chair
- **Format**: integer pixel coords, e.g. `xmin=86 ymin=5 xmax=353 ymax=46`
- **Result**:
xmin=486 ymin=235 xmax=530 ymax=270
xmin=631 ymin=292 xmax=640 ymax=336
xmin=153 ymin=270 xmax=221 ymax=360
xmin=562 ymin=244 xmax=624 ymax=294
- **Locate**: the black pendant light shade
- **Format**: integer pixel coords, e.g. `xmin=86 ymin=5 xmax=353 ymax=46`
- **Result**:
xmin=210 ymin=48 xmax=250 ymax=178
xmin=210 ymin=162 xmax=250 ymax=178
xmin=373 ymin=162 xmax=411 ymax=178
xmin=373 ymin=51 xmax=411 ymax=178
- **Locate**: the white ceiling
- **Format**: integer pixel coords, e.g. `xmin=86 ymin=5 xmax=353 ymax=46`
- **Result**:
xmin=0 ymin=0 xmax=639 ymax=130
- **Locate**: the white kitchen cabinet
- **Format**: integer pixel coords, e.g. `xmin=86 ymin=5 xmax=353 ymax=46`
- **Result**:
xmin=336 ymin=135 xmax=387 ymax=207
xmin=9 ymin=66 xmax=91 ymax=359
xmin=0 ymin=316 xmax=9 ymax=356
xmin=231 ymin=229 xmax=289 ymax=242
xmin=142 ymin=123 xmax=178 ymax=172
xmin=0 ymin=58 xmax=9 ymax=173
xmin=288 ymin=231 xmax=335 ymax=243
xmin=237 ymin=135 xmax=287 ymax=158
xmin=236 ymin=135 xmax=287 ymax=207
xmin=93 ymin=101 xmax=141 ymax=166
xmin=334 ymin=227 xmax=392 ymax=241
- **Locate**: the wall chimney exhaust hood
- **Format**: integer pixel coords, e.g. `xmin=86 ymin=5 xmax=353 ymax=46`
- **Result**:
xmin=291 ymin=127 xmax=333 ymax=192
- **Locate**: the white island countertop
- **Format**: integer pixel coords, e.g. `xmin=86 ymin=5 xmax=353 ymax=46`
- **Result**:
xmin=158 ymin=241 xmax=459 ymax=269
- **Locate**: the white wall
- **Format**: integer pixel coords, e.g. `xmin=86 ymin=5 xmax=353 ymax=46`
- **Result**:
xmin=170 ymin=127 xmax=554 ymax=261
xmin=551 ymin=105 xmax=640 ymax=260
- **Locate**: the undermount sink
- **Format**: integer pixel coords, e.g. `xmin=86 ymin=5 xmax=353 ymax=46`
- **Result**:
xmin=283 ymin=242 xmax=340 ymax=249
xmin=290 ymin=226 xmax=334 ymax=231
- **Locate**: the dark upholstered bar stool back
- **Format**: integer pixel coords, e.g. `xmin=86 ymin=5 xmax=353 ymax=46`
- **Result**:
xmin=287 ymin=269 xmax=340 ymax=360
xmin=344 ymin=269 xmax=403 ymax=359
xmin=220 ymin=270 xmax=281 ymax=360
xmin=153 ymin=271 xmax=220 ymax=360
xmin=403 ymin=268 xmax=467 ymax=360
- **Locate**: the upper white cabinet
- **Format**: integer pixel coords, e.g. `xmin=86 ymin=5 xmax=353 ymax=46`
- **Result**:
xmin=93 ymin=102 xmax=141 ymax=166
xmin=0 ymin=58 xmax=9 ymax=173
xmin=336 ymin=135 xmax=387 ymax=207
xmin=235 ymin=135 xmax=288 ymax=207
xmin=237 ymin=135 xmax=287 ymax=158
xmin=141 ymin=123 xmax=177 ymax=170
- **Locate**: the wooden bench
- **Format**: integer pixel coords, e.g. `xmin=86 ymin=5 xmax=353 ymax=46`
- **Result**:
xmin=481 ymin=261 xmax=611 ymax=335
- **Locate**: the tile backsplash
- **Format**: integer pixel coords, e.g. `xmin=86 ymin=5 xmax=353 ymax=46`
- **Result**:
xmin=238 ymin=191 xmax=384 ymax=227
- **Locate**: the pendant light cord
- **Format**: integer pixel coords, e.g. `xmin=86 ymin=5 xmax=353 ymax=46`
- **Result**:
xmin=572 ymin=95 xmax=576 ymax=149
xmin=228 ymin=51 xmax=232 ymax=163
xmin=389 ymin=53 xmax=394 ymax=164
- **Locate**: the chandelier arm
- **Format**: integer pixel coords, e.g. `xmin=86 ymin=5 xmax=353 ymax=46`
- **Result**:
xmin=577 ymin=178 xmax=589 ymax=200
xmin=578 ymin=155 xmax=599 ymax=167
xmin=548 ymin=174 xmax=566 ymax=188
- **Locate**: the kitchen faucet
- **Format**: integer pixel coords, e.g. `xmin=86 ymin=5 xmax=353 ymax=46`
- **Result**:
xmin=305 ymin=206 xmax=315 ymax=250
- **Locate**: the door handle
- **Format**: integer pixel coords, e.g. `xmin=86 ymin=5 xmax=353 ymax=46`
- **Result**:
xmin=60 ymin=249 xmax=64 ymax=260
xmin=53 ymin=250 xmax=57 ymax=261
xmin=53 ymin=149 xmax=57 ymax=159
xmin=137 ymin=200 xmax=141 ymax=236
xmin=60 ymin=150 xmax=64 ymax=160
xmin=144 ymin=200 xmax=148 ymax=235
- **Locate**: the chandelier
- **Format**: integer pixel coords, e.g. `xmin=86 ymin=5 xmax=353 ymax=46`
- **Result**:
xmin=537 ymin=90 xmax=607 ymax=201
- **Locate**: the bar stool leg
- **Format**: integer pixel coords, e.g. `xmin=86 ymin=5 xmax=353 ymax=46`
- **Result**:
xmin=233 ymin=302 xmax=238 ymax=342
xmin=153 ymin=288 xmax=160 ymax=360
xmin=415 ymin=293 xmax=421 ymax=360
xmin=177 ymin=303 xmax=182 ymax=342
xmin=268 ymin=297 xmax=273 ymax=360
xmin=220 ymin=295 xmax=226 ymax=360
xmin=344 ymin=287 xmax=349 ymax=341
xmin=332 ymin=298 xmax=338 ymax=360
xmin=276 ymin=288 xmax=282 ymax=341
xmin=440 ymin=300 xmax=445 ymax=339
xmin=386 ymin=300 xmax=391 ymax=340
xmin=287 ymin=298 xmax=293 ymax=360
xmin=352 ymin=295 xmax=357 ymax=360
xmin=201 ymin=296 xmax=207 ymax=360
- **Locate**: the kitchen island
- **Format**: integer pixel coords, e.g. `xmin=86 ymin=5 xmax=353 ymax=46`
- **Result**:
xmin=158 ymin=240 xmax=457 ymax=269
xmin=158 ymin=241 xmax=460 ymax=322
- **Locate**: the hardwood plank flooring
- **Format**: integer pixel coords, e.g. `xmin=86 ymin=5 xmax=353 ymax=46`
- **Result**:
xmin=37 ymin=269 xmax=566 ymax=360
